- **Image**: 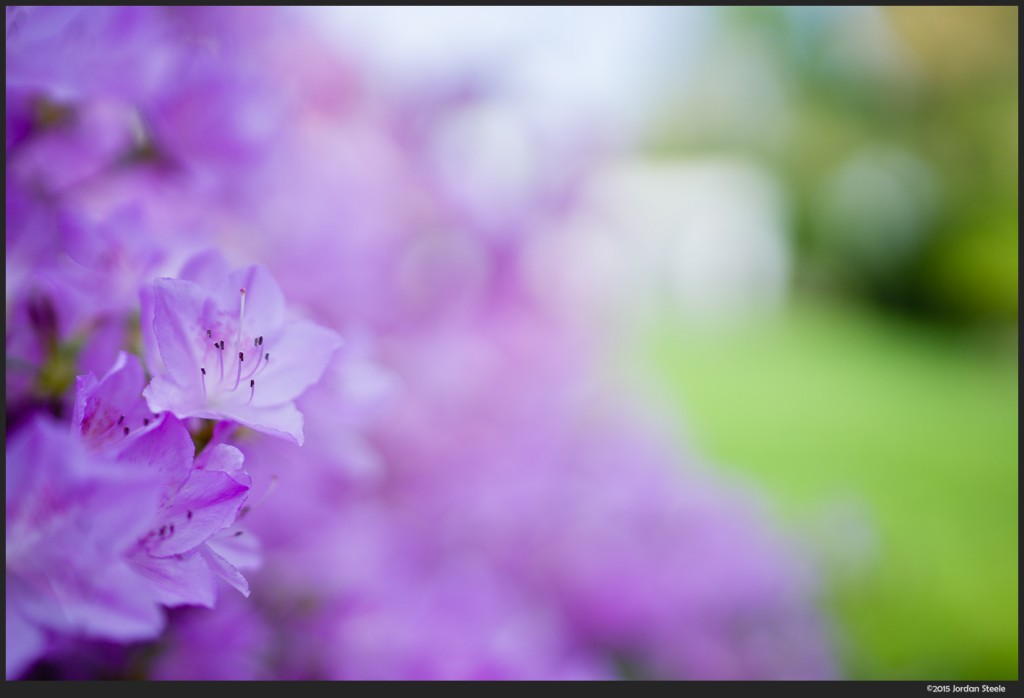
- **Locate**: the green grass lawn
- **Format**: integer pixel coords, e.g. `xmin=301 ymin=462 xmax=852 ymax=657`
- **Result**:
xmin=635 ymin=298 xmax=1018 ymax=679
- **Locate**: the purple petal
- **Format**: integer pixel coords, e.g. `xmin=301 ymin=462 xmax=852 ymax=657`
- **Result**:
xmin=72 ymin=351 xmax=152 ymax=453
xmin=152 ymin=277 xmax=207 ymax=392
xmin=7 ymin=418 xmax=161 ymax=567
xmin=9 ymin=560 xmax=164 ymax=642
xmin=138 ymin=283 xmax=165 ymax=378
xmin=213 ymin=401 xmax=305 ymax=445
xmin=147 ymin=467 xmax=250 ymax=557
xmin=249 ymin=319 xmax=343 ymax=405
xmin=114 ymin=414 xmax=195 ymax=500
xmin=199 ymin=545 xmax=250 ymax=598
xmin=127 ymin=551 xmax=217 ymax=609
xmin=195 ymin=442 xmax=246 ymax=477
xmin=142 ymin=374 xmax=201 ymax=419
xmin=209 ymin=265 xmax=286 ymax=339
xmin=205 ymin=526 xmax=262 ymax=572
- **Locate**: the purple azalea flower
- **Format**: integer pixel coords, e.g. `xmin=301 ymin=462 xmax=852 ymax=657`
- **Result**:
xmin=72 ymin=351 xmax=160 ymax=454
xmin=5 ymin=417 xmax=165 ymax=678
xmin=72 ymin=351 xmax=259 ymax=608
xmin=124 ymin=437 xmax=255 ymax=609
xmin=142 ymin=251 xmax=343 ymax=445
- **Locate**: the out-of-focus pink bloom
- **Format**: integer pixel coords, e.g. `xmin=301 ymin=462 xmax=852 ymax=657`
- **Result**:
xmin=332 ymin=308 xmax=839 ymax=680
xmin=142 ymin=251 xmax=343 ymax=445
xmin=5 ymin=7 xmax=175 ymax=104
xmin=146 ymin=593 xmax=273 ymax=680
xmin=321 ymin=565 xmax=613 ymax=680
xmin=5 ymin=417 xmax=164 ymax=678
xmin=6 ymin=98 xmax=141 ymax=195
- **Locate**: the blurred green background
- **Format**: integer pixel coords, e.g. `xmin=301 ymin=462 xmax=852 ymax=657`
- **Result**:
xmin=641 ymin=300 xmax=1016 ymax=679
xmin=630 ymin=6 xmax=1017 ymax=680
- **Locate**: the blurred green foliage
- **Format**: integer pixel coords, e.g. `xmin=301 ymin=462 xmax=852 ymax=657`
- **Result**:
xmin=646 ymin=6 xmax=1018 ymax=327
xmin=638 ymin=300 xmax=1017 ymax=679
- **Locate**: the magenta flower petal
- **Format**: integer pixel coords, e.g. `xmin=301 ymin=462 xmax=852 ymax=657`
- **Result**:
xmin=150 ymin=277 xmax=208 ymax=393
xmin=64 ymin=353 xmax=256 ymax=611
xmin=7 ymin=418 xmax=161 ymax=573
xmin=198 ymin=545 xmax=250 ymax=598
xmin=124 ymin=434 xmax=253 ymax=606
xmin=6 ymin=419 xmax=166 ymax=646
xmin=205 ymin=525 xmax=262 ymax=573
xmin=208 ymin=265 xmax=287 ymax=340
xmin=195 ymin=440 xmax=246 ymax=475
xmin=73 ymin=351 xmax=167 ymax=455
xmin=245 ymin=319 xmax=344 ymax=405
xmin=138 ymin=283 xmax=165 ymax=379
xmin=220 ymin=397 xmax=306 ymax=445
xmin=114 ymin=414 xmax=195 ymax=500
xmin=11 ymin=562 xmax=165 ymax=643
xmin=142 ymin=374 xmax=200 ymax=417
xmin=127 ymin=551 xmax=217 ymax=609
xmin=147 ymin=467 xmax=250 ymax=558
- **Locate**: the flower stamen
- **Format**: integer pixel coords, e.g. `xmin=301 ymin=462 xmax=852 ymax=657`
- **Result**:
xmin=233 ymin=351 xmax=244 ymax=391
xmin=237 ymin=288 xmax=247 ymax=345
xmin=245 ymin=337 xmax=266 ymax=379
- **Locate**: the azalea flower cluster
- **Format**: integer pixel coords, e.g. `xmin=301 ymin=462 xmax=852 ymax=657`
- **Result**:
xmin=7 ymin=7 xmax=837 ymax=680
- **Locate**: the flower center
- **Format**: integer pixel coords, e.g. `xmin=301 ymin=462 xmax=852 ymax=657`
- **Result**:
xmin=198 ymin=288 xmax=271 ymax=406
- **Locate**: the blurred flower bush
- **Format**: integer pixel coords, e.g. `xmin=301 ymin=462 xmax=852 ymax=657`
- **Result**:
xmin=6 ymin=7 xmax=837 ymax=680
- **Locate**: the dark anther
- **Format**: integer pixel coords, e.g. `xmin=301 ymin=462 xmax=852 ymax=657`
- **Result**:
xmin=259 ymin=336 xmax=264 ymax=345
xmin=143 ymin=418 xmax=150 ymax=426
xmin=239 ymin=351 xmax=244 ymax=361
xmin=168 ymin=524 xmax=174 ymax=535
xmin=123 ymin=426 xmax=130 ymax=435
xmin=117 ymin=415 xmax=125 ymax=425
xmin=201 ymin=367 xmax=206 ymax=375
xmin=187 ymin=510 xmax=193 ymax=520
xmin=265 ymin=353 xmax=270 ymax=361
xmin=233 ymin=531 xmax=244 ymax=537
xmin=159 ymin=525 xmax=166 ymax=536
xmin=207 ymin=329 xmax=212 ymax=338
xmin=250 ymin=379 xmax=255 ymax=388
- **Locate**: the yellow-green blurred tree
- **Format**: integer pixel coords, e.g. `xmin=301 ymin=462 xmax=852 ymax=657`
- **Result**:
xmin=647 ymin=6 xmax=1017 ymax=326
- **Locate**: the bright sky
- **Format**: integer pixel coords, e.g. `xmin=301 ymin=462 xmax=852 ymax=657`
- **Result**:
xmin=297 ymin=6 xmax=713 ymax=145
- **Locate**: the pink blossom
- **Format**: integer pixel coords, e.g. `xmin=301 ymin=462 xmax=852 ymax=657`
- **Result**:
xmin=142 ymin=251 xmax=343 ymax=445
